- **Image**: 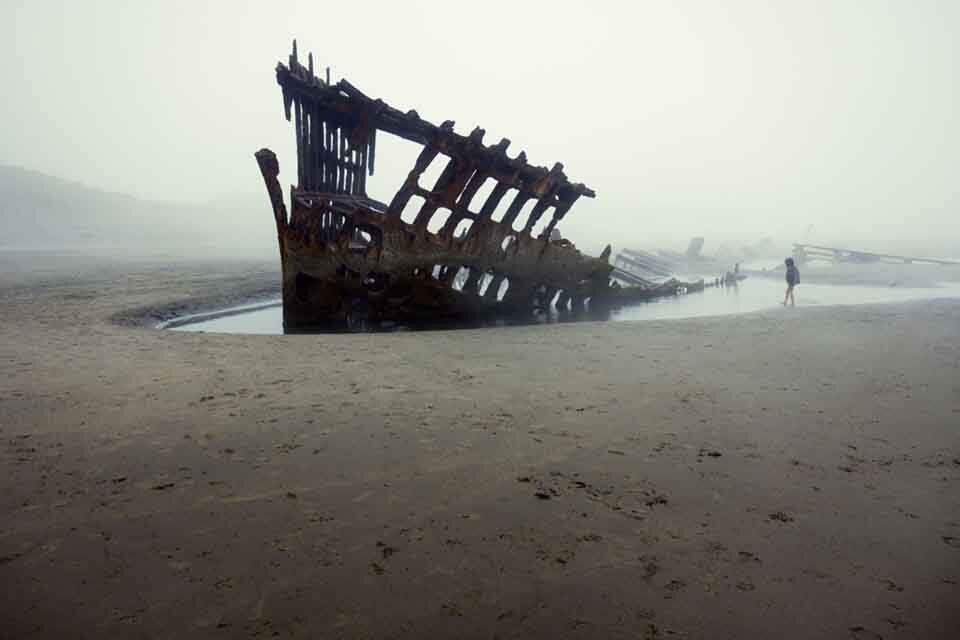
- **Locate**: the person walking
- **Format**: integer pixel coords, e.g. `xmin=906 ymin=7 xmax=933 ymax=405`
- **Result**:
xmin=784 ymin=257 xmax=800 ymax=306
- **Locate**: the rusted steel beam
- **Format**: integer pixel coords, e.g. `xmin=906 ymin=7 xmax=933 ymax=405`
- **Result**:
xmin=276 ymin=63 xmax=595 ymax=199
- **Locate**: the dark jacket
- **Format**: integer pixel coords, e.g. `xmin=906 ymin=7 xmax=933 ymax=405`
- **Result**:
xmin=786 ymin=264 xmax=800 ymax=286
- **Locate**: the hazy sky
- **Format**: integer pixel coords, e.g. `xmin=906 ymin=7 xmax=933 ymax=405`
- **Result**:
xmin=2 ymin=0 xmax=958 ymax=255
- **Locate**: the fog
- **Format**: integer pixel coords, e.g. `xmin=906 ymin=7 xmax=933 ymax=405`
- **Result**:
xmin=2 ymin=0 xmax=958 ymax=258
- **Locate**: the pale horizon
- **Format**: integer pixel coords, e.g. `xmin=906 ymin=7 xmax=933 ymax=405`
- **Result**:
xmin=2 ymin=0 xmax=958 ymax=257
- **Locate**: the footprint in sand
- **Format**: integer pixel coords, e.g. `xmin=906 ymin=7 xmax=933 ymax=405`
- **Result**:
xmin=641 ymin=557 xmax=659 ymax=580
xmin=663 ymin=579 xmax=686 ymax=593
xmin=880 ymin=578 xmax=904 ymax=592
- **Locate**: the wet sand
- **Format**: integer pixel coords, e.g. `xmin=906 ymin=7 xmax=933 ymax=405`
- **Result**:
xmin=1 ymin=254 xmax=959 ymax=639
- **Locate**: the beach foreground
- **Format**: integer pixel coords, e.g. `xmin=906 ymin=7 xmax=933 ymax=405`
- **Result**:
xmin=1 ymin=255 xmax=958 ymax=639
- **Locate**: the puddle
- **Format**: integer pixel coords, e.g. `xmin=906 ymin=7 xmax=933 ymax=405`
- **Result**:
xmin=168 ymin=278 xmax=960 ymax=335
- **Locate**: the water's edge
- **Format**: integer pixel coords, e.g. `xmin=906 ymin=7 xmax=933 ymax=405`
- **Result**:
xmin=158 ymin=300 xmax=283 ymax=330
xmin=165 ymin=277 xmax=960 ymax=335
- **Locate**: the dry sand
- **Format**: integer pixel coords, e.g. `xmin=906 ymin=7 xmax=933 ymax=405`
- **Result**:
xmin=1 ymin=254 xmax=958 ymax=639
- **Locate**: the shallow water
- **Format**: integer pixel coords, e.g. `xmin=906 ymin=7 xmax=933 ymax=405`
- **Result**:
xmin=168 ymin=277 xmax=960 ymax=335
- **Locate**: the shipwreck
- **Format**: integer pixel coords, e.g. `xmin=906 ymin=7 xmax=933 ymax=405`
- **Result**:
xmin=256 ymin=41 xmax=693 ymax=329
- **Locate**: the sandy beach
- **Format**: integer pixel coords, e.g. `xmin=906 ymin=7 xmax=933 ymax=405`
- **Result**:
xmin=1 ymin=254 xmax=958 ymax=639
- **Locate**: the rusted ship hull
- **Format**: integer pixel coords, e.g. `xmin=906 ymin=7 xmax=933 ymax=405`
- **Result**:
xmin=256 ymin=42 xmax=614 ymax=329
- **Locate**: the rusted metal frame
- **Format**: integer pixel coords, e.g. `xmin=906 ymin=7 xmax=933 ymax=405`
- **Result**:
xmin=313 ymin=113 xmax=592 ymax=205
xmin=475 ymin=182 xmax=512 ymax=220
xmin=542 ymin=191 xmax=579 ymax=239
xmin=320 ymin=114 xmax=329 ymax=191
xmin=335 ymin=191 xmax=355 ymax=241
xmin=356 ymin=142 xmax=367 ymax=195
xmin=437 ymin=137 xmax=484 ymax=208
xmin=276 ymin=66 xmax=595 ymax=199
xmin=410 ymin=187 xmax=434 ymax=200
xmin=437 ymin=265 xmax=455 ymax=286
xmin=355 ymin=146 xmax=364 ymax=195
xmin=396 ymin=122 xmax=591 ymax=198
xmin=523 ymin=199 xmax=554 ymax=236
xmin=317 ymin=116 xmax=353 ymax=195
xmin=359 ymin=145 xmax=368 ymax=194
xmin=310 ymin=107 xmax=320 ymax=190
xmin=325 ymin=120 xmax=336 ymax=192
xmin=254 ymin=149 xmax=290 ymax=243
xmin=321 ymin=119 xmax=331 ymax=191
xmin=368 ymin=104 xmax=594 ymax=197
xmin=294 ymin=98 xmax=305 ymax=187
xmin=340 ymin=130 xmax=358 ymax=195
xmin=312 ymin=107 xmax=324 ymax=190
xmin=333 ymin=127 xmax=343 ymax=193
xmin=462 ymin=267 xmax=483 ymax=294
xmin=288 ymin=194 xmax=608 ymax=306
xmin=483 ymin=273 xmax=505 ymax=302
xmin=348 ymin=121 xmax=369 ymax=195
xmin=474 ymin=270 xmax=493 ymax=296
xmin=518 ymin=164 xmax=565 ymax=236
xmin=416 ymin=155 xmax=460 ymax=222
xmin=386 ymin=146 xmax=439 ymax=218
xmin=294 ymin=192 xmax=388 ymax=215
xmin=339 ymin=156 xmax=363 ymax=183
xmin=352 ymin=145 xmax=364 ymax=195
xmin=336 ymin=78 xmax=373 ymax=102
xmin=440 ymin=169 xmax=489 ymax=238
xmin=345 ymin=145 xmax=354 ymax=195
xmin=343 ymin=131 xmax=353 ymax=194
xmin=300 ymin=106 xmax=309 ymax=189
xmin=311 ymin=110 xmax=320 ymax=190
xmin=449 ymin=154 xmax=564 ymax=210
xmin=368 ymin=128 xmax=377 ymax=175
xmin=267 ymin=46 xmax=620 ymax=326
xmin=500 ymin=277 xmax=538 ymax=310
xmin=304 ymin=105 xmax=314 ymax=189
xmin=344 ymin=128 xmax=360 ymax=195
xmin=412 ymin=156 xmax=474 ymax=229
xmin=569 ymin=291 xmax=587 ymax=310
xmin=336 ymin=126 xmax=345 ymax=193
xmin=326 ymin=124 xmax=336 ymax=193
xmin=328 ymin=124 xmax=344 ymax=193
xmin=305 ymin=107 xmax=323 ymax=228
xmin=289 ymin=39 xmax=299 ymax=74
xmin=333 ymin=126 xmax=341 ymax=193
xmin=499 ymin=190 xmax=534 ymax=230
xmin=353 ymin=147 xmax=362 ymax=194
xmin=541 ymin=285 xmax=559 ymax=309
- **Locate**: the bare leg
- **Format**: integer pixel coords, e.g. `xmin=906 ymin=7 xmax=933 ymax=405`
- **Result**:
xmin=784 ymin=286 xmax=790 ymax=306
xmin=788 ymin=286 xmax=796 ymax=307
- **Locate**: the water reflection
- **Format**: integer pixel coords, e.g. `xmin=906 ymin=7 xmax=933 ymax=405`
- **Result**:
xmin=169 ymin=277 xmax=960 ymax=335
xmin=285 ymin=305 xmax=616 ymax=335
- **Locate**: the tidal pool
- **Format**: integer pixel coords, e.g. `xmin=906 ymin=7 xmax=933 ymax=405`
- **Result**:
xmin=167 ymin=277 xmax=960 ymax=335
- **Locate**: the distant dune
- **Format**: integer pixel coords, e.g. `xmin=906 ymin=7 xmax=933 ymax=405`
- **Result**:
xmin=0 ymin=164 xmax=273 ymax=257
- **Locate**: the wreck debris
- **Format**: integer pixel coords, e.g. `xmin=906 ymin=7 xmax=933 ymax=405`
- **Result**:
xmin=685 ymin=237 xmax=705 ymax=259
xmin=793 ymin=244 xmax=958 ymax=266
xmin=256 ymin=40 xmax=614 ymax=328
xmin=612 ymin=241 xmax=748 ymax=297
xmin=614 ymin=249 xmax=675 ymax=280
